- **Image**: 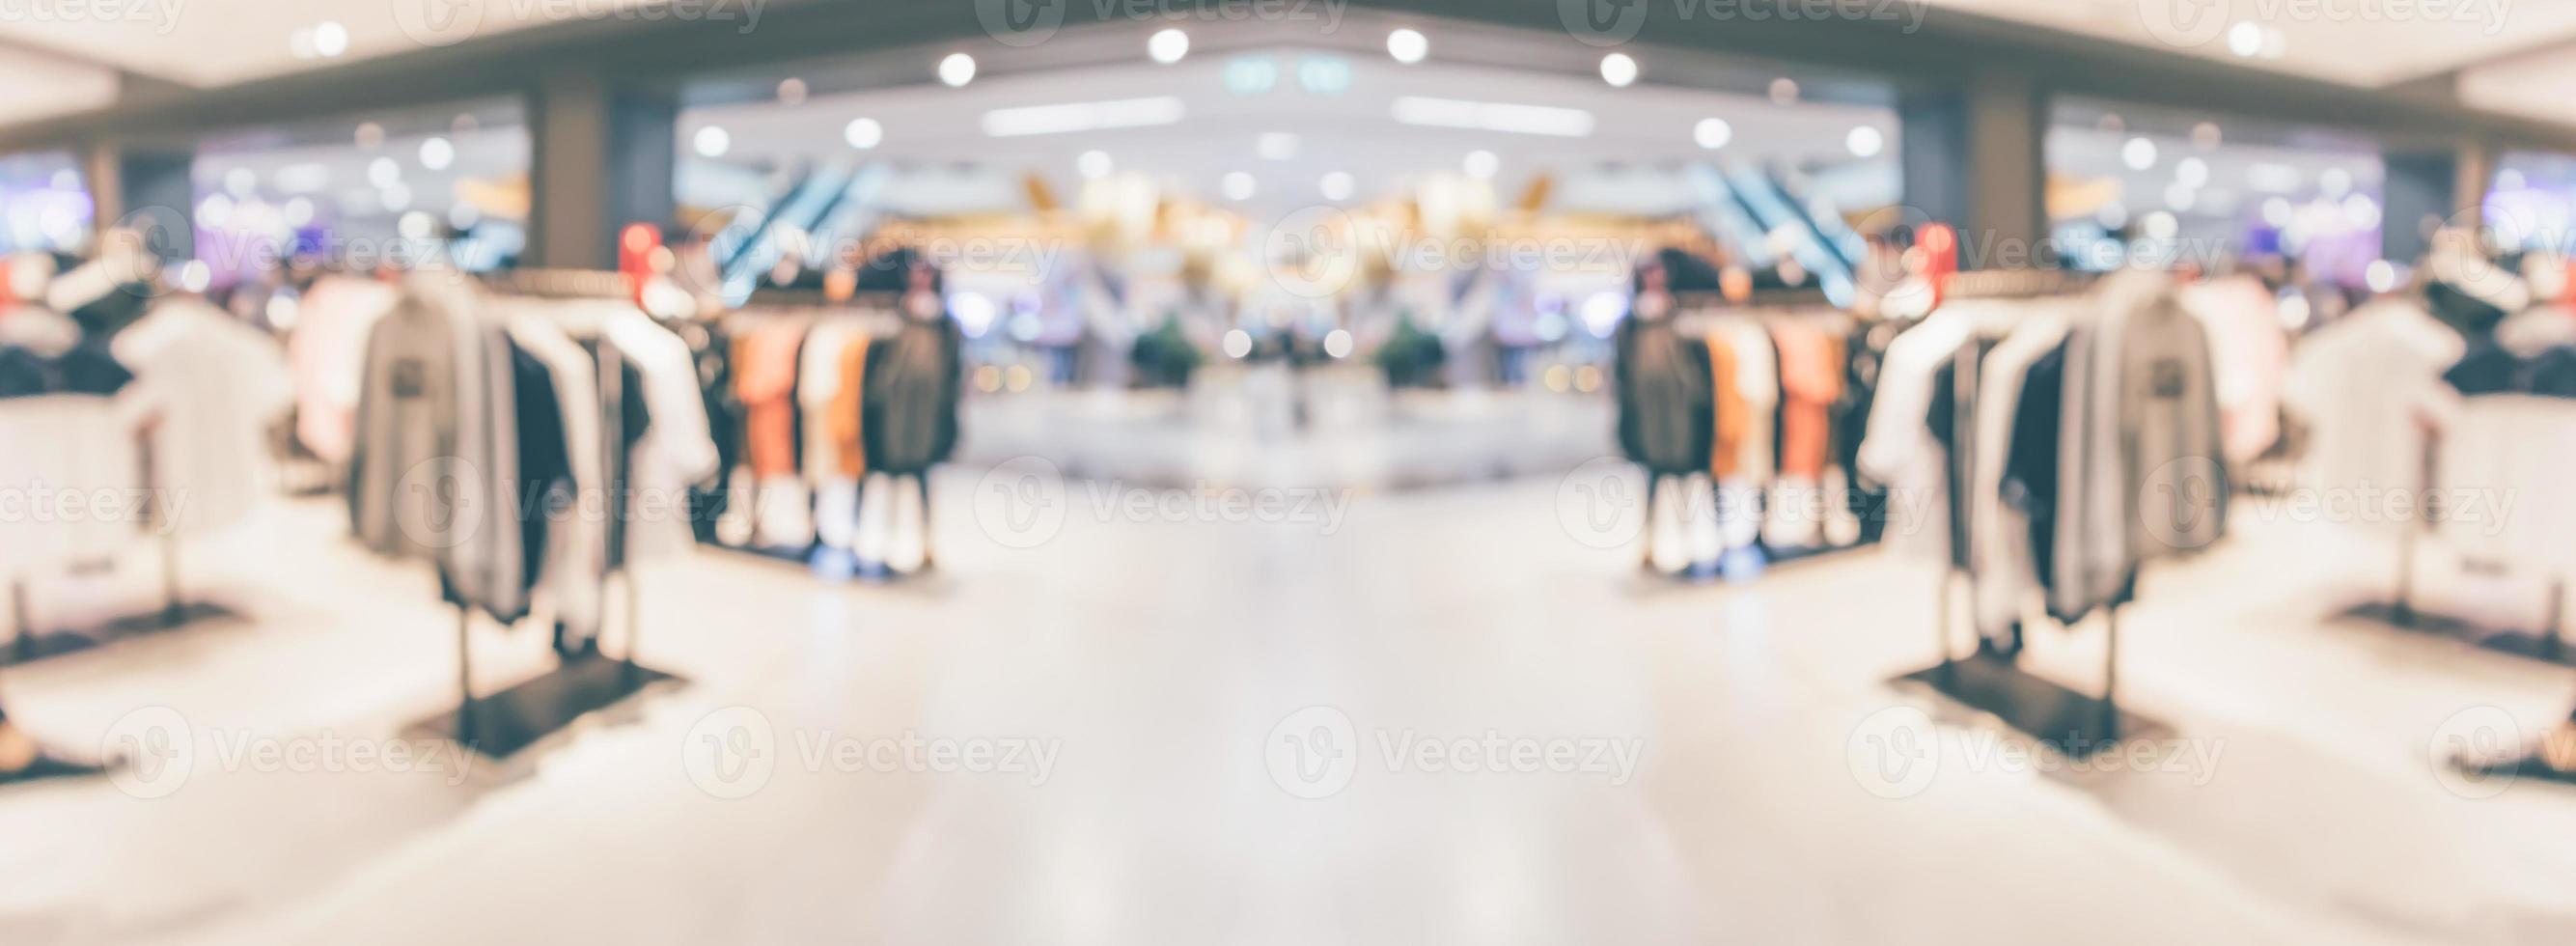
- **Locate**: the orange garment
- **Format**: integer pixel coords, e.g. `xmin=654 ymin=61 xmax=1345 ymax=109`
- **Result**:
xmin=1706 ymin=332 xmax=1747 ymax=480
xmin=1769 ymin=323 xmax=1845 ymax=480
xmin=735 ymin=321 xmax=808 ymax=479
xmin=829 ymin=335 xmax=872 ymax=478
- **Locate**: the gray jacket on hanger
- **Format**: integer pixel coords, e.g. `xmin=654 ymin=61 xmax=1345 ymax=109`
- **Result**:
xmin=2051 ymin=270 xmax=2226 ymax=621
xmin=349 ymin=275 xmax=527 ymax=622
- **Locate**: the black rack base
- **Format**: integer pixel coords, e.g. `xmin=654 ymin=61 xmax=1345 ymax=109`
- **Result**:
xmin=402 ymin=653 xmax=682 ymax=762
xmin=1893 ymin=651 xmax=2172 ymax=761
xmin=2454 ymin=749 xmax=2576 ymax=790
xmin=2338 ymin=600 xmax=2575 ymax=667
xmin=5 ymin=601 xmax=242 ymax=668
xmin=0 ymin=754 xmax=112 ymax=789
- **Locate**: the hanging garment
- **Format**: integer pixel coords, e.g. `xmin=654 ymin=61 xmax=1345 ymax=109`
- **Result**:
xmin=607 ymin=309 xmax=719 ymax=561
xmin=1969 ymin=316 xmax=2068 ymax=640
xmin=2052 ymin=271 xmax=2226 ymax=622
xmin=2436 ymin=395 xmax=2576 ymax=573
xmin=672 ymin=318 xmax=739 ymax=543
xmin=1710 ymin=319 xmax=1779 ymax=487
xmin=1833 ymin=319 xmax=1903 ymax=543
xmin=862 ymin=317 xmax=964 ymax=476
xmin=111 ymin=299 xmax=294 ymax=539
xmin=2281 ymin=297 xmax=2464 ymax=537
xmin=2179 ymin=275 xmax=2289 ymax=464
xmin=349 ymin=276 xmax=527 ymax=622
xmin=2445 ymin=306 xmax=2576 ymax=398
xmin=816 ymin=334 xmax=873 ymax=552
xmin=506 ymin=313 xmax=604 ymax=643
xmin=1613 ymin=317 xmax=1713 ymax=475
xmin=288 ymin=276 xmax=397 ymax=465
xmin=2004 ymin=344 xmax=2068 ymax=596
xmin=1859 ymin=308 xmax=1976 ymax=552
xmin=735 ymin=321 xmax=808 ymax=480
xmin=1925 ymin=338 xmax=2000 ymax=570
xmin=1705 ymin=332 xmax=1745 ymax=479
xmin=1765 ymin=322 xmax=1845 ymax=549
xmin=0 ymin=395 xmax=148 ymax=576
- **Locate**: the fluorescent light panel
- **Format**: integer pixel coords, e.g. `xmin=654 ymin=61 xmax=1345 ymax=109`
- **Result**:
xmin=1390 ymin=96 xmax=1593 ymax=138
xmin=981 ymin=97 xmax=1187 ymax=137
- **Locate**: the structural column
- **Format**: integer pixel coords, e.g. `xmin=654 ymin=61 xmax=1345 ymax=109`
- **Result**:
xmin=81 ymin=139 xmax=196 ymax=261
xmin=2382 ymin=138 xmax=2495 ymax=264
xmin=528 ymin=70 xmax=678 ymax=270
xmin=1898 ymin=71 xmax=2046 ymax=269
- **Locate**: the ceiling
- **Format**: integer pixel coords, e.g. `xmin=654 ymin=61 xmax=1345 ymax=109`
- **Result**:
xmin=677 ymin=42 xmax=1900 ymax=219
xmin=1926 ymin=0 xmax=2576 ymax=88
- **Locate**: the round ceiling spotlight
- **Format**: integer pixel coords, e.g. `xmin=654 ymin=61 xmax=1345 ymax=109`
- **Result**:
xmin=845 ymin=118 xmax=884 ymax=150
xmin=1222 ymin=171 xmax=1257 ymax=201
xmin=777 ymin=77 xmax=808 ymax=105
xmin=1463 ymin=150 xmax=1499 ymax=180
xmin=1319 ymin=171 xmax=1355 ymax=201
xmin=1078 ymin=150 xmax=1114 ymax=180
xmin=2122 ymin=136 xmax=2158 ymax=171
xmin=1387 ymin=28 xmax=1428 ymax=65
xmin=938 ymin=53 xmax=978 ymax=88
xmin=694 ymin=125 xmax=732 ymax=158
xmin=1693 ymin=118 xmax=1731 ymax=150
xmin=1599 ymin=53 xmax=1638 ymax=88
xmin=1149 ymin=28 xmax=1189 ymax=65
xmin=1845 ymin=126 xmax=1884 ymax=158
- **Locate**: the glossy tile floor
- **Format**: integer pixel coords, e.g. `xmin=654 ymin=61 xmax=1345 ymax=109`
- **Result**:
xmin=5 ymin=461 xmax=2576 ymax=945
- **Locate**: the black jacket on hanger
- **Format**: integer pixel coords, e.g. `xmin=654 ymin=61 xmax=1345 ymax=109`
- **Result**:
xmin=1613 ymin=318 xmax=1715 ymax=476
xmin=863 ymin=316 xmax=963 ymax=476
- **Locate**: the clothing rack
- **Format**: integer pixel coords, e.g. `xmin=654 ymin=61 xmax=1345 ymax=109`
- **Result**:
xmin=4 ymin=415 xmax=236 ymax=664
xmin=407 ymin=268 xmax=682 ymax=760
xmin=1888 ymin=267 xmax=2163 ymax=759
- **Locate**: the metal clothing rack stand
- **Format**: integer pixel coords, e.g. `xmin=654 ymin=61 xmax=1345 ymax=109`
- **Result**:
xmin=405 ymin=268 xmax=683 ymax=760
xmin=4 ymin=416 xmax=235 ymax=665
xmin=1886 ymin=267 xmax=2164 ymax=760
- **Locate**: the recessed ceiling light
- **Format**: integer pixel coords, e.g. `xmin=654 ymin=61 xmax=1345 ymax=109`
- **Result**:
xmin=1845 ymin=125 xmax=1883 ymax=158
xmin=845 ymin=118 xmax=884 ymax=150
xmin=1463 ymin=150 xmax=1499 ymax=179
xmin=694 ymin=125 xmax=732 ymax=158
xmin=355 ymin=122 xmax=385 ymax=150
xmin=1222 ymin=171 xmax=1257 ymax=201
xmin=1319 ymin=171 xmax=1355 ymax=201
xmin=1693 ymin=118 xmax=1731 ymax=150
xmin=939 ymin=53 xmax=977 ymax=88
xmin=1768 ymin=77 xmax=1798 ymax=105
xmin=289 ymin=27 xmax=318 ymax=60
xmin=1149 ymin=28 xmax=1189 ymax=65
xmin=2227 ymin=21 xmax=2262 ymax=57
xmin=2122 ymin=136 xmax=2157 ymax=171
xmin=224 ymin=167 xmax=258 ymax=198
xmin=313 ymin=21 xmax=348 ymax=58
xmin=1077 ymin=150 xmax=1114 ymax=180
xmin=1599 ymin=53 xmax=1638 ymax=88
xmin=419 ymin=137 xmax=455 ymax=172
xmin=1387 ymin=28 xmax=1428 ymax=65
xmin=367 ymin=156 xmax=402 ymax=188
xmin=777 ymin=77 xmax=808 ymax=105
xmin=2191 ymin=122 xmax=2222 ymax=149
xmin=380 ymin=182 xmax=412 ymax=212
xmin=2174 ymin=156 xmax=2208 ymax=188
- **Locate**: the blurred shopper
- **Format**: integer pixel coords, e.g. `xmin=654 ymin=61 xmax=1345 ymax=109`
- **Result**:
xmin=1614 ymin=248 xmax=1721 ymax=573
